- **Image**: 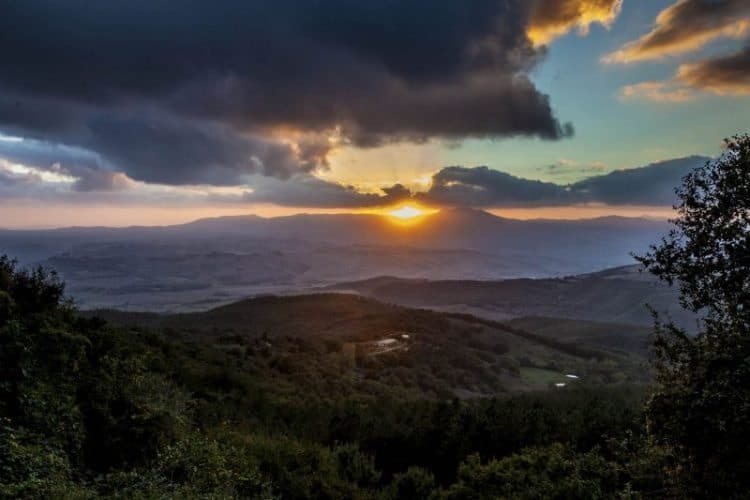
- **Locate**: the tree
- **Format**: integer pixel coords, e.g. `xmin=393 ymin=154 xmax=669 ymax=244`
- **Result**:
xmin=386 ymin=466 xmax=436 ymax=500
xmin=0 ymin=256 xmax=89 ymax=496
xmin=0 ymin=256 xmax=71 ymax=328
xmin=636 ymin=134 xmax=750 ymax=496
xmin=441 ymin=445 xmax=619 ymax=499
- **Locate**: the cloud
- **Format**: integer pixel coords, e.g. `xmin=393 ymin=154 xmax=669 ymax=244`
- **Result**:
xmin=539 ymin=159 xmax=608 ymax=178
xmin=0 ymin=0 xmax=591 ymax=189
xmin=63 ymin=155 xmax=700 ymax=209
xmin=528 ymin=0 xmax=623 ymax=45
xmin=676 ymin=44 xmax=750 ymax=95
xmin=0 ymin=160 xmax=45 ymax=188
xmin=619 ymin=44 xmax=750 ymax=102
xmin=568 ymin=155 xmax=707 ymax=205
xmin=0 ymin=155 xmax=253 ymax=206
xmin=620 ymin=80 xmax=695 ymax=103
xmin=604 ymin=0 xmax=750 ymax=63
xmin=81 ymin=111 xmax=329 ymax=185
xmin=410 ymin=156 xmax=707 ymax=208
xmin=244 ymin=175 xmax=410 ymax=208
xmin=0 ymin=147 xmax=710 ymax=210
xmin=70 ymin=168 xmax=133 ymax=192
xmin=0 ymin=92 xmax=330 ymax=186
xmin=0 ymin=136 xmax=99 ymax=174
xmin=417 ymin=166 xmax=572 ymax=207
xmin=608 ymin=1 xmax=750 ymax=103
xmin=0 ymin=135 xmax=134 ymax=192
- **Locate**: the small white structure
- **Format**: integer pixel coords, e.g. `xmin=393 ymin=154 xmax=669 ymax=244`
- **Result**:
xmin=555 ymin=383 xmax=567 ymax=388
xmin=401 ymin=334 xmax=410 ymax=340
xmin=375 ymin=338 xmax=398 ymax=347
xmin=565 ymin=374 xmax=579 ymax=379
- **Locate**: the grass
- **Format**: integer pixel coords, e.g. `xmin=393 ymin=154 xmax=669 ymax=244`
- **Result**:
xmin=520 ymin=367 xmax=567 ymax=388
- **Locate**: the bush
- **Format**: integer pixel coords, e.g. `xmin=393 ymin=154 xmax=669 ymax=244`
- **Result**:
xmin=442 ymin=445 xmax=620 ymax=499
xmin=386 ymin=466 xmax=437 ymax=500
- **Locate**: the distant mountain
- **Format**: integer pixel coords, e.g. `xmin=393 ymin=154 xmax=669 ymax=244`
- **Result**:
xmin=181 ymin=208 xmax=669 ymax=259
xmin=170 ymin=209 xmax=672 ymax=279
xmin=0 ymin=210 xmax=671 ymax=311
xmin=1 ymin=207 xmax=669 ymax=256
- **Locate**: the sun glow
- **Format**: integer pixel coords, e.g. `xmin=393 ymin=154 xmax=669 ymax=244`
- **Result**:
xmin=388 ymin=205 xmax=424 ymax=219
xmin=383 ymin=204 xmax=438 ymax=225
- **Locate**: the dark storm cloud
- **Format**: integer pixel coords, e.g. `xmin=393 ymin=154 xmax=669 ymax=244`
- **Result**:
xmin=0 ymin=95 xmax=327 ymax=186
xmin=81 ymin=112 xmax=327 ymax=185
xmin=244 ymin=156 xmax=709 ymax=209
xmin=0 ymin=0 xmax=580 ymax=187
xmin=418 ymin=166 xmax=571 ymax=206
xmin=408 ymin=156 xmax=709 ymax=208
xmin=569 ymin=156 xmax=708 ymax=205
xmin=677 ymin=44 xmax=750 ymax=95
xmin=245 ymin=175 xmax=410 ymax=208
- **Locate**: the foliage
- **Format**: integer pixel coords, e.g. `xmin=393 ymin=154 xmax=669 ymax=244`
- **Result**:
xmin=636 ymin=134 xmax=750 ymax=497
xmin=385 ymin=467 xmax=436 ymax=500
xmin=96 ymin=433 xmax=276 ymax=499
xmin=442 ymin=444 xmax=621 ymax=500
xmin=0 ymin=253 xmax=657 ymax=498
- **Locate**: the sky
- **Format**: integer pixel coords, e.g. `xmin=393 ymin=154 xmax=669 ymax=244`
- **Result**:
xmin=1 ymin=0 xmax=749 ymax=228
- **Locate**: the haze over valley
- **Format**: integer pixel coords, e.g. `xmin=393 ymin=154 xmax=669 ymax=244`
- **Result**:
xmin=1 ymin=209 xmax=672 ymax=313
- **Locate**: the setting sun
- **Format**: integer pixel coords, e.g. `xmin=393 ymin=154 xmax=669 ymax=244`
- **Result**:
xmin=388 ymin=205 xmax=425 ymax=219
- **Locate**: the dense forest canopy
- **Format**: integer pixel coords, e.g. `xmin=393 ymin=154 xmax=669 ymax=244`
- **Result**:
xmin=0 ymin=253 xmax=650 ymax=498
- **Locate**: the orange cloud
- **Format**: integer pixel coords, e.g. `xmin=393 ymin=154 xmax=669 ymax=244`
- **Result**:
xmin=528 ymin=0 xmax=623 ymax=45
xmin=619 ymin=44 xmax=750 ymax=102
xmin=676 ymin=45 xmax=750 ymax=95
xmin=604 ymin=0 xmax=750 ymax=63
xmin=620 ymin=81 xmax=695 ymax=103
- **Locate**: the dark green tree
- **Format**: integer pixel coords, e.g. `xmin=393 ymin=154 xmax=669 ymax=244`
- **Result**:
xmin=386 ymin=466 xmax=437 ymax=500
xmin=637 ymin=134 xmax=750 ymax=496
xmin=441 ymin=445 xmax=619 ymax=499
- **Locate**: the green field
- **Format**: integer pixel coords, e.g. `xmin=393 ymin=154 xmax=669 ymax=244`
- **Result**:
xmin=520 ymin=367 xmax=569 ymax=388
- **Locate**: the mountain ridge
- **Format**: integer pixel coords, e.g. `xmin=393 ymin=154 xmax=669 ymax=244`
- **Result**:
xmin=1 ymin=207 xmax=670 ymax=233
xmin=0 ymin=210 xmax=673 ymax=311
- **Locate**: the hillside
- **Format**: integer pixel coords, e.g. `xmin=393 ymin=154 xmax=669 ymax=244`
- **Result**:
xmin=326 ymin=265 xmax=696 ymax=330
xmin=507 ymin=316 xmax=652 ymax=357
xmin=1 ymin=256 xmax=651 ymax=498
xmin=93 ymin=293 xmax=651 ymax=397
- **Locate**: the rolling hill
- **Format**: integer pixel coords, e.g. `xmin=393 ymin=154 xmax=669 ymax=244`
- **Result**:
xmin=92 ymin=293 xmax=652 ymax=397
xmin=326 ymin=265 xmax=696 ymax=330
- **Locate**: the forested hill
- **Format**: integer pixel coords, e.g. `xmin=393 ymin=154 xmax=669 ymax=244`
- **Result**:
xmin=1 ymin=256 xmax=657 ymax=498
xmin=91 ymin=292 xmax=652 ymax=397
xmin=325 ymin=265 xmax=696 ymax=330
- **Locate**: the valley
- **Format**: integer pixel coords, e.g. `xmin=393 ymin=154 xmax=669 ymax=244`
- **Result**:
xmin=92 ymin=293 xmax=652 ymax=398
xmin=0 ymin=209 xmax=671 ymax=312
